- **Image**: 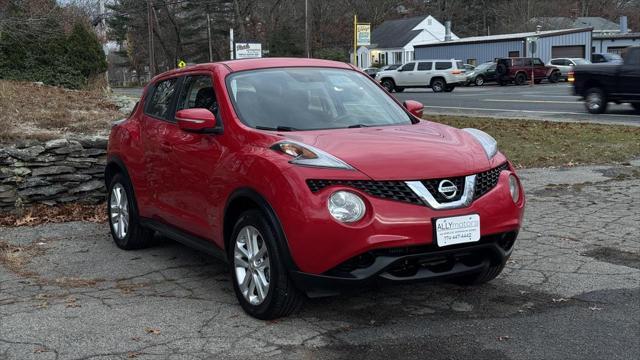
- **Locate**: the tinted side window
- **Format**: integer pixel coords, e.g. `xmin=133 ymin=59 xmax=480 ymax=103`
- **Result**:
xmin=146 ymin=78 xmax=178 ymax=120
xmin=550 ymin=59 xmax=560 ymax=65
xmin=435 ymin=62 xmax=452 ymax=70
xmin=401 ymin=62 xmax=415 ymax=71
xmin=532 ymin=58 xmax=544 ymax=66
xmin=177 ymin=75 xmax=217 ymax=114
xmin=417 ymin=62 xmax=432 ymax=71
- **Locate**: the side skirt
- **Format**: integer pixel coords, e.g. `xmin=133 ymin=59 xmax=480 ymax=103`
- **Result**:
xmin=140 ymin=218 xmax=228 ymax=264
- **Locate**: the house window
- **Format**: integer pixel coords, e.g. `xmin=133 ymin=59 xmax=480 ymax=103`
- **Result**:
xmin=405 ymin=51 xmax=414 ymax=62
xmin=393 ymin=51 xmax=402 ymax=64
xmin=380 ymin=53 xmax=386 ymax=65
xmin=508 ymin=51 xmax=520 ymax=57
xmin=467 ymin=59 xmax=477 ymax=66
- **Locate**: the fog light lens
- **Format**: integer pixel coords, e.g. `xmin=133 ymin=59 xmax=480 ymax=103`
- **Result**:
xmin=509 ymin=175 xmax=520 ymax=203
xmin=328 ymin=191 xmax=366 ymax=223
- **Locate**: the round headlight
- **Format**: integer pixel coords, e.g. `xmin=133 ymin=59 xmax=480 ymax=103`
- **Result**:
xmin=328 ymin=191 xmax=366 ymax=223
xmin=509 ymin=175 xmax=520 ymax=203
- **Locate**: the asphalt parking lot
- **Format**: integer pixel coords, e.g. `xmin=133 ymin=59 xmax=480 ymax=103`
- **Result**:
xmin=1 ymin=162 xmax=639 ymax=360
xmin=394 ymin=82 xmax=640 ymax=126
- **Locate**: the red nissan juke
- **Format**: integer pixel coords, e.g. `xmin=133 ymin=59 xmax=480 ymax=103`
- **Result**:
xmin=106 ymin=58 xmax=525 ymax=319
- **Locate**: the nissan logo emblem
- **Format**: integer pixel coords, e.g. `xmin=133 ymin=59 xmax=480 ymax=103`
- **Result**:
xmin=438 ymin=180 xmax=458 ymax=199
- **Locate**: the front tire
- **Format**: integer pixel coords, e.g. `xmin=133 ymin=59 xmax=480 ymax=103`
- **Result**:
xmin=474 ymin=75 xmax=485 ymax=86
xmin=451 ymin=261 xmax=506 ymax=286
xmin=585 ymin=87 xmax=607 ymax=114
xmin=229 ymin=210 xmax=304 ymax=319
xmin=107 ymin=173 xmax=154 ymax=250
xmin=381 ymin=79 xmax=395 ymax=92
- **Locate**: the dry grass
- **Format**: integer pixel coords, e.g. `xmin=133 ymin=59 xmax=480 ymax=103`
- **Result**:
xmin=0 ymin=203 xmax=107 ymax=227
xmin=0 ymin=80 xmax=125 ymax=143
xmin=428 ymin=115 xmax=640 ymax=168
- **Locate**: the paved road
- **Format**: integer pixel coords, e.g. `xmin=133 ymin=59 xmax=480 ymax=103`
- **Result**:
xmin=394 ymin=83 xmax=640 ymax=126
xmin=1 ymin=162 xmax=639 ymax=359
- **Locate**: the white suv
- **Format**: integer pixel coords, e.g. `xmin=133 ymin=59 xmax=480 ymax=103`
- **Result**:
xmin=375 ymin=59 xmax=467 ymax=93
xmin=548 ymin=58 xmax=591 ymax=80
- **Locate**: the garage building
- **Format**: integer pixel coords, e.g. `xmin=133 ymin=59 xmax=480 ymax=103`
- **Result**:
xmin=414 ymin=28 xmax=592 ymax=65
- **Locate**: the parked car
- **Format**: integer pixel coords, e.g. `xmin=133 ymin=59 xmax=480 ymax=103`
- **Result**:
xmin=362 ymin=67 xmax=379 ymax=78
xmin=465 ymin=62 xmax=497 ymax=86
xmin=548 ymin=58 xmax=591 ymax=80
xmin=572 ymin=46 xmax=640 ymax=114
xmin=375 ymin=59 xmax=467 ymax=93
xmin=591 ymin=53 xmax=623 ymax=64
xmin=495 ymin=57 xmax=561 ymax=85
xmin=106 ymin=58 xmax=525 ymax=319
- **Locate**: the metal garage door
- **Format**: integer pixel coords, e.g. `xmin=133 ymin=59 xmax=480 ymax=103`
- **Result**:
xmin=552 ymin=46 xmax=585 ymax=58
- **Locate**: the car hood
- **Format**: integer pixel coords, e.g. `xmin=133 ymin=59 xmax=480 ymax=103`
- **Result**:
xmin=282 ymin=122 xmax=493 ymax=180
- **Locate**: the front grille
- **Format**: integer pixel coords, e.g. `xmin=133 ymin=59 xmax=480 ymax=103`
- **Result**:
xmin=306 ymin=163 xmax=508 ymax=206
xmin=421 ymin=176 xmax=465 ymax=203
xmin=474 ymin=163 xmax=509 ymax=199
xmin=306 ymin=179 xmax=423 ymax=205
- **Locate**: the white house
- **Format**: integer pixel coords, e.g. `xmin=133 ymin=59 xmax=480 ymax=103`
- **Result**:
xmin=356 ymin=15 xmax=458 ymax=68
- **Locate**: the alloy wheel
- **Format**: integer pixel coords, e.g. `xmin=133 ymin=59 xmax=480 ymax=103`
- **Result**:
xmin=109 ymin=183 xmax=129 ymax=240
xmin=234 ymin=225 xmax=271 ymax=305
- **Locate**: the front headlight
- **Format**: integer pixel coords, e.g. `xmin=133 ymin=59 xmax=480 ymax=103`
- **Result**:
xmin=328 ymin=191 xmax=366 ymax=223
xmin=509 ymin=175 xmax=520 ymax=203
xmin=271 ymin=140 xmax=353 ymax=170
xmin=462 ymin=128 xmax=498 ymax=159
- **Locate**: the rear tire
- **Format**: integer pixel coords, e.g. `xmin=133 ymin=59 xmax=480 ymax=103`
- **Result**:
xmin=548 ymin=71 xmax=560 ymax=83
xmin=107 ymin=173 xmax=154 ymax=250
xmin=229 ymin=210 xmax=304 ymax=319
xmin=474 ymin=76 xmax=485 ymax=86
xmin=514 ymin=73 xmax=527 ymax=86
xmin=431 ymin=78 xmax=445 ymax=93
xmin=381 ymin=79 xmax=395 ymax=92
xmin=585 ymin=87 xmax=607 ymax=114
xmin=451 ymin=261 xmax=506 ymax=286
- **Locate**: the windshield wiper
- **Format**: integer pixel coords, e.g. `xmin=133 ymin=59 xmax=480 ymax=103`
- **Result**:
xmin=347 ymin=124 xmax=370 ymax=128
xmin=255 ymin=125 xmax=298 ymax=131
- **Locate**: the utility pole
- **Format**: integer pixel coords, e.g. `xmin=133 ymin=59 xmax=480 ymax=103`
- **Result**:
xmin=305 ymin=0 xmax=310 ymax=58
xmin=207 ymin=13 xmax=213 ymax=62
xmin=147 ymin=0 xmax=155 ymax=78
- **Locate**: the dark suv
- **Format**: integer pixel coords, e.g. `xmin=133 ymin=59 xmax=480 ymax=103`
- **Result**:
xmin=496 ymin=57 xmax=561 ymax=85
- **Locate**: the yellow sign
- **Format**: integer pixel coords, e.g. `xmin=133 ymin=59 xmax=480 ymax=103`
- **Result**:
xmin=177 ymin=60 xmax=187 ymax=68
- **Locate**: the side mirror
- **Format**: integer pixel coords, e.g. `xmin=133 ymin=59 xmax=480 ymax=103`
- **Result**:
xmin=175 ymin=108 xmax=218 ymax=133
xmin=403 ymin=100 xmax=424 ymax=118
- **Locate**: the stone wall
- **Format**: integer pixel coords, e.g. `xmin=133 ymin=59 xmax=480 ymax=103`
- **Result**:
xmin=0 ymin=137 xmax=108 ymax=211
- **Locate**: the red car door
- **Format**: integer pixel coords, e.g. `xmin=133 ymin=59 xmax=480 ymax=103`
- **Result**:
xmin=159 ymin=73 xmax=225 ymax=239
xmin=141 ymin=76 xmax=182 ymax=222
xmin=533 ymin=58 xmax=547 ymax=80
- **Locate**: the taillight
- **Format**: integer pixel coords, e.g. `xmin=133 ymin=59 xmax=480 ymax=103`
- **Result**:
xmin=451 ymin=70 xmax=463 ymax=75
xmin=567 ymin=71 xmax=575 ymax=82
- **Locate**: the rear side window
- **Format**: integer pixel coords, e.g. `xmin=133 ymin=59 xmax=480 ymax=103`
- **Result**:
xmin=146 ymin=78 xmax=178 ymax=120
xmin=550 ymin=59 xmax=561 ymax=65
xmin=435 ymin=62 xmax=452 ymax=70
xmin=532 ymin=58 xmax=544 ymax=66
xmin=417 ymin=62 xmax=432 ymax=71
xmin=401 ymin=62 xmax=415 ymax=71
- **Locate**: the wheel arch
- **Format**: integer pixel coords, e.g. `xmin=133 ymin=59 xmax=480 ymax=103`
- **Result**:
xmin=430 ymin=76 xmax=446 ymax=85
xmin=223 ymin=188 xmax=298 ymax=271
xmin=104 ymin=155 xmax=131 ymax=190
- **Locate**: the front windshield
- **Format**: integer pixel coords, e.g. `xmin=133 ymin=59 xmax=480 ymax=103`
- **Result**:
xmin=227 ymin=67 xmax=413 ymax=131
xmin=573 ymin=58 xmax=591 ymax=65
xmin=476 ymin=62 xmax=494 ymax=70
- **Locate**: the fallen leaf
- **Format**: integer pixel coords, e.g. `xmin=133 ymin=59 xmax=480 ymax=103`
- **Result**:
xmin=144 ymin=327 xmax=161 ymax=335
xmin=131 ymin=336 xmax=141 ymax=341
xmin=552 ymin=298 xmax=568 ymax=303
xmin=589 ymin=306 xmax=603 ymax=311
xmin=33 ymin=347 xmax=47 ymax=353
xmin=497 ymin=336 xmax=511 ymax=341
xmin=127 ymin=352 xmax=141 ymax=358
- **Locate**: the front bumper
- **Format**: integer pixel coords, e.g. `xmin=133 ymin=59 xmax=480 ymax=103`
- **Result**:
xmin=291 ymin=231 xmax=517 ymax=297
xmin=278 ymin=162 xmax=525 ymax=278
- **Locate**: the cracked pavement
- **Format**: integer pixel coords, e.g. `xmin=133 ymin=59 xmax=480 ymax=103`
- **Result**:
xmin=1 ymin=162 xmax=639 ymax=360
